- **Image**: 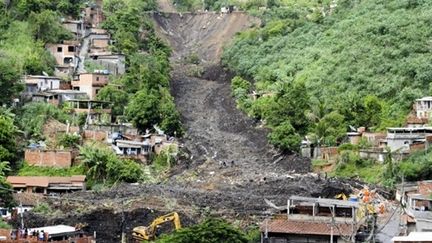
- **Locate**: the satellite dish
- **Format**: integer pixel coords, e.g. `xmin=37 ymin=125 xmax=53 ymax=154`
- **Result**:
xmin=349 ymin=125 xmax=357 ymax=132
xmin=42 ymin=71 xmax=49 ymax=77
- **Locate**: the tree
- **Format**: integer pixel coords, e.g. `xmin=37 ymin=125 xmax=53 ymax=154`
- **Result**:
xmin=360 ymin=95 xmax=382 ymax=129
xmin=28 ymin=10 xmax=72 ymax=43
xmin=79 ymin=143 xmax=142 ymax=185
xmin=0 ymin=115 xmax=18 ymax=168
xmin=0 ymin=180 xmax=15 ymax=209
xmin=268 ymin=81 xmax=310 ymax=134
xmin=96 ymin=84 xmax=129 ymax=118
xmin=268 ymin=121 xmax=301 ymax=152
xmin=126 ymin=89 xmax=161 ymax=132
xmin=0 ymin=58 xmax=23 ymax=106
xmin=159 ymin=89 xmax=183 ymax=136
xmin=156 ymin=218 xmax=248 ymax=243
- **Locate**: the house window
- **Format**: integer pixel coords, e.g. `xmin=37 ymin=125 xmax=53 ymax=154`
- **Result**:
xmin=73 ymin=87 xmax=80 ymax=91
xmin=57 ymin=47 xmax=62 ymax=52
xmin=95 ymin=89 xmax=100 ymax=94
xmin=68 ymin=46 xmax=75 ymax=52
xmin=96 ymin=77 xmax=100 ymax=81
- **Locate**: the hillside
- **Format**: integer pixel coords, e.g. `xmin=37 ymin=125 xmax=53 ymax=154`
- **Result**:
xmin=223 ymin=0 xmax=432 ymax=150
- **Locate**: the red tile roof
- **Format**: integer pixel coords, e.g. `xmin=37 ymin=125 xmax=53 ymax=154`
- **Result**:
xmin=260 ymin=219 xmax=355 ymax=236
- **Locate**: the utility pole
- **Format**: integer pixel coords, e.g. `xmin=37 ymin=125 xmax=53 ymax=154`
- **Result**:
xmin=330 ymin=206 xmax=335 ymax=243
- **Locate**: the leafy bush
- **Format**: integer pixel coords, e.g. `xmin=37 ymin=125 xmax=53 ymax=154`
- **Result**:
xmin=156 ymin=218 xmax=248 ymax=243
xmin=79 ymin=143 xmax=143 ymax=185
xmin=28 ymin=10 xmax=73 ymax=43
xmin=33 ymin=202 xmax=52 ymax=215
xmin=18 ymin=103 xmax=71 ymax=139
xmin=57 ymin=133 xmax=80 ymax=149
xmin=0 ymin=218 xmax=11 ymax=229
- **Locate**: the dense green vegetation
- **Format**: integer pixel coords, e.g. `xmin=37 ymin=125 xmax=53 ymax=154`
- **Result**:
xmin=18 ymin=102 xmax=71 ymax=140
xmin=97 ymin=0 xmax=183 ymax=136
xmin=223 ymin=0 xmax=432 ymax=152
xmin=156 ymin=218 xmax=250 ymax=243
xmin=78 ymin=143 xmax=143 ymax=185
xmin=0 ymin=1 xmax=75 ymax=85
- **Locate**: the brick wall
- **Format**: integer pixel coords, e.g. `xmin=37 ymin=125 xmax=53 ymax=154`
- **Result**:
xmin=418 ymin=181 xmax=432 ymax=195
xmin=410 ymin=143 xmax=425 ymax=152
xmin=25 ymin=149 xmax=74 ymax=168
xmin=83 ymin=130 xmax=106 ymax=141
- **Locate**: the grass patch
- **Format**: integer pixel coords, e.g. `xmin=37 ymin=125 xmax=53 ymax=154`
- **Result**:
xmin=0 ymin=218 xmax=11 ymax=229
xmin=330 ymin=160 xmax=384 ymax=184
xmin=18 ymin=162 xmax=85 ymax=176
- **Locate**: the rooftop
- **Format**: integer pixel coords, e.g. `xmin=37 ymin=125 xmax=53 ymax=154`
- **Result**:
xmin=49 ymin=89 xmax=87 ymax=95
xmin=289 ymin=196 xmax=360 ymax=208
xmin=387 ymin=127 xmax=432 ymax=132
xmin=65 ymin=99 xmax=111 ymax=104
xmin=29 ymin=225 xmax=77 ymax=237
xmin=392 ymin=232 xmax=432 ymax=242
xmin=260 ymin=219 xmax=354 ymax=236
xmin=416 ymin=97 xmax=432 ymax=102
xmin=7 ymin=176 xmax=86 ymax=188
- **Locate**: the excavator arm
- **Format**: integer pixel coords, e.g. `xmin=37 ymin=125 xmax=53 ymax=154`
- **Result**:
xmin=132 ymin=212 xmax=181 ymax=241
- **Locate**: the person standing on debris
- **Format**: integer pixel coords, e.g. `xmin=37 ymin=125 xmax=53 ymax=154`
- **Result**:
xmin=38 ymin=230 xmax=44 ymax=241
xmin=10 ymin=230 xmax=16 ymax=240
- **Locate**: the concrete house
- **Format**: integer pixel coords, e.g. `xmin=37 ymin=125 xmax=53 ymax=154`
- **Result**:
xmin=88 ymin=53 xmax=126 ymax=75
xmin=416 ymin=97 xmax=432 ymax=119
xmin=84 ymin=1 xmax=104 ymax=28
xmin=64 ymin=99 xmax=111 ymax=124
xmin=6 ymin=176 xmax=86 ymax=194
xmin=46 ymin=41 xmax=80 ymax=76
xmin=396 ymin=181 xmax=432 ymax=234
xmin=261 ymin=196 xmax=360 ymax=243
xmin=91 ymin=35 xmax=110 ymax=50
xmin=62 ymin=19 xmax=83 ymax=39
xmin=72 ymin=72 xmax=110 ymax=99
xmin=23 ymin=75 xmax=61 ymax=98
xmin=385 ymin=127 xmax=432 ymax=152
xmin=32 ymin=90 xmax=88 ymax=106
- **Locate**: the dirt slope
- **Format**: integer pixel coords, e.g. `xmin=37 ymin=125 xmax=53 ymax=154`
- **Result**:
xmin=150 ymin=12 xmax=311 ymax=188
xmin=152 ymin=12 xmax=259 ymax=62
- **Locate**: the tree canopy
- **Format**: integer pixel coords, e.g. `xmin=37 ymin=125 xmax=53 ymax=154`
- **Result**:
xmin=156 ymin=218 xmax=248 ymax=243
xmin=223 ymin=0 xmax=432 ymax=151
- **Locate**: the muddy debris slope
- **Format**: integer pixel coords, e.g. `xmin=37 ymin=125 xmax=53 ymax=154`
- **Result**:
xmin=151 ymin=11 xmax=311 ymax=186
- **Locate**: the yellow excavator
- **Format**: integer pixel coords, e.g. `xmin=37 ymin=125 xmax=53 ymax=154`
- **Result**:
xmin=132 ymin=212 xmax=181 ymax=241
xmin=335 ymin=193 xmax=348 ymax=201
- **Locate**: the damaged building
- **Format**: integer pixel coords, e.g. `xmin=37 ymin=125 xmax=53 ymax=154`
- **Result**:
xmin=260 ymin=196 xmax=361 ymax=243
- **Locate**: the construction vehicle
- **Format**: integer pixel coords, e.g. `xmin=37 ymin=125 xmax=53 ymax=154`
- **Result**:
xmin=132 ymin=212 xmax=181 ymax=241
xmin=335 ymin=193 xmax=348 ymax=201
